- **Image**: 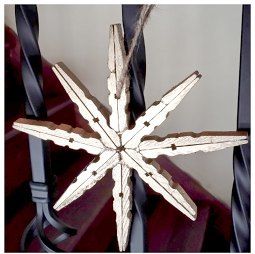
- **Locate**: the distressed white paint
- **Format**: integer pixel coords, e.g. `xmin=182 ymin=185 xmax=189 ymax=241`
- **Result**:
xmin=11 ymin=20 xmax=247 ymax=252
xmin=139 ymin=132 xmax=247 ymax=158
xmin=5 ymin=5 xmax=242 ymax=206
xmin=108 ymin=24 xmax=132 ymax=251
xmin=52 ymin=63 xmax=120 ymax=149
xmin=121 ymin=149 xmax=197 ymax=220
xmin=54 ymin=150 xmax=119 ymax=211
xmin=108 ymin=24 xmax=130 ymax=133
xmin=122 ymin=72 xmax=201 ymax=148
xmin=13 ymin=118 xmax=104 ymax=155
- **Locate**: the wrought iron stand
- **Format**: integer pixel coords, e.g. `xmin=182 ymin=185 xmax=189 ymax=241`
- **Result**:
xmin=15 ymin=5 xmax=76 ymax=252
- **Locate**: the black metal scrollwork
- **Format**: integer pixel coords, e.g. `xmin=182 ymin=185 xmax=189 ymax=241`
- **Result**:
xmin=15 ymin=5 xmax=76 ymax=252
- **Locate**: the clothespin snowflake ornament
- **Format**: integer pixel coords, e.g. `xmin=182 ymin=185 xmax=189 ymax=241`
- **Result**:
xmin=13 ymin=24 xmax=248 ymax=252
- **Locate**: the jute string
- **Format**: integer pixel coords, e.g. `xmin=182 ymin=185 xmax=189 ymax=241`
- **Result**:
xmin=116 ymin=4 xmax=155 ymax=98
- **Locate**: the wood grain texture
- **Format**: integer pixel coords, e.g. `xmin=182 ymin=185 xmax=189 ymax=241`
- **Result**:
xmin=108 ymin=24 xmax=130 ymax=133
xmin=108 ymin=24 xmax=132 ymax=252
xmin=139 ymin=131 xmax=248 ymax=158
xmin=13 ymin=118 xmax=104 ymax=155
xmin=52 ymin=63 xmax=120 ymax=149
xmin=54 ymin=150 xmax=119 ymax=211
xmin=122 ymin=72 xmax=201 ymax=148
xmin=121 ymin=149 xmax=197 ymax=221
xmin=112 ymin=163 xmax=132 ymax=251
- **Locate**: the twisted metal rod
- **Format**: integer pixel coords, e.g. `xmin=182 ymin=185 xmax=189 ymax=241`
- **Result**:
xmin=15 ymin=5 xmax=76 ymax=252
xmin=15 ymin=5 xmax=47 ymax=118
xmin=230 ymin=5 xmax=250 ymax=252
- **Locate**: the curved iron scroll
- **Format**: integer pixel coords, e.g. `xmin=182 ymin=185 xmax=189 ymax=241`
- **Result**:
xmin=122 ymin=5 xmax=148 ymax=252
xmin=230 ymin=5 xmax=250 ymax=252
xmin=15 ymin=5 xmax=76 ymax=252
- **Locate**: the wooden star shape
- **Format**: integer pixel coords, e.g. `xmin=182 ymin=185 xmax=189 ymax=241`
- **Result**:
xmin=13 ymin=24 xmax=247 ymax=252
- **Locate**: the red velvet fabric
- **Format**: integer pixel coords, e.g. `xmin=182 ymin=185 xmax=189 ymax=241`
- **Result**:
xmin=5 ymin=26 xmax=232 ymax=252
